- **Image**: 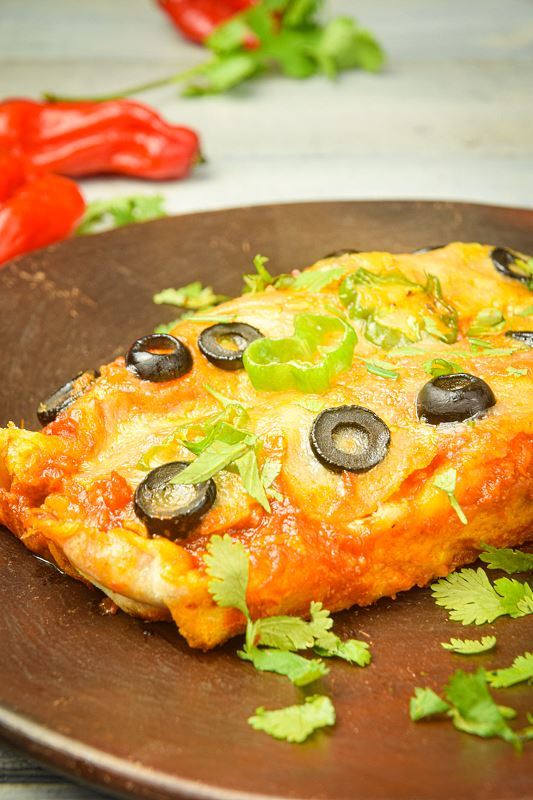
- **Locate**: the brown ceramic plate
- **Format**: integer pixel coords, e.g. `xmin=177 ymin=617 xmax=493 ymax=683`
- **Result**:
xmin=0 ymin=201 xmax=532 ymax=800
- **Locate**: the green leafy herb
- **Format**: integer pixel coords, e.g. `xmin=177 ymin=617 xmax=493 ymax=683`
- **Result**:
xmin=315 ymin=636 xmax=372 ymax=666
xmin=171 ymin=419 xmax=270 ymax=512
xmin=239 ymin=646 xmax=329 ymax=686
xmin=487 ymin=652 xmax=533 ymax=688
xmin=479 ymin=543 xmax=533 ymax=574
xmin=467 ymin=336 xmax=495 ymax=351
xmin=154 ymin=319 xmax=180 ymax=334
xmin=365 ymin=359 xmax=399 ymax=380
xmin=292 ymin=265 xmax=346 ymax=292
xmin=431 ymin=567 xmax=533 ymax=625
xmin=423 ymin=358 xmax=461 ymax=378
xmin=441 ymin=636 xmax=496 ymax=655
xmin=410 ymin=669 xmax=522 ymax=748
xmin=506 ymin=366 xmax=528 ymax=377
xmin=153 ymin=281 xmax=228 ymax=311
xmin=409 ymin=687 xmax=450 ymax=721
xmin=248 ymin=694 xmax=335 ymax=743
xmin=76 ymin=194 xmax=167 ymax=235
xmin=242 ymin=254 xmax=294 ymax=294
xmin=433 ymin=468 xmax=467 ymax=525
xmin=466 ymin=308 xmax=505 ymax=337
xmin=260 ymin=457 xmax=283 ymax=502
xmin=253 ymin=601 xmax=334 ymax=652
xmin=204 ymin=535 xmax=250 ymax=619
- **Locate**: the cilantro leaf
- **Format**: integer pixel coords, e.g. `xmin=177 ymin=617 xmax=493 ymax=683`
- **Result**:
xmin=315 ymin=637 xmax=372 ymax=667
xmin=487 ymin=652 xmax=533 ymax=688
xmin=432 ymin=567 xmax=533 ymax=625
xmin=466 ymin=308 xmax=505 ymax=337
xmin=204 ymin=534 xmax=250 ymax=619
xmin=77 ymin=194 xmax=166 ymax=235
xmin=409 ymin=687 xmax=450 ymax=721
xmin=365 ymin=359 xmax=399 ymax=380
xmin=248 ymin=694 xmax=335 ymax=743
xmin=235 ymin=447 xmax=271 ymax=513
xmin=423 ymin=358 xmax=461 ymax=378
xmin=291 ymin=266 xmax=346 ymax=292
xmin=239 ymin=645 xmax=328 ymax=686
xmin=441 ymin=636 xmax=496 ymax=655
xmin=260 ymin=457 xmax=283 ymax=502
xmin=480 ymin=543 xmax=533 ymax=574
xmin=154 ymin=318 xmax=180 ymax=334
xmin=445 ymin=669 xmax=520 ymax=748
xmin=242 ymin=254 xmax=294 ymax=294
xmin=153 ymin=281 xmax=228 ymax=311
xmin=254 ymin=601 xmax=334 ymax=651
xmin=506 ymin=366 xmax=528 ymax=377
xmin=433 ymin=468 xmax=467 ymax=525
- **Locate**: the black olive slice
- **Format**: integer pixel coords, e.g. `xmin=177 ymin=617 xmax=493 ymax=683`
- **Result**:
xmin=411 ymin=245 xmax=445 ymax=254
xmin=417 ymin=373 xmax=496 ymax=425
xmin=134 ymin=461 xmax=216 ymax=540
xmin=322 ymin=248 xmax=360 ymax=258
xmin=126 ymin=334 xmax=192 ymax=382
xmin=491 ymin=248 xmax=530 ymax=285
xmin=198 ymin=322 xmax=263 ymax=370
xmin=505 ymin=330 xmax=533 ymax=347
xmin=310 ymin=405 xmax=391 ymax=473
xmin=37 ymin=369 xmax=99 ymax=426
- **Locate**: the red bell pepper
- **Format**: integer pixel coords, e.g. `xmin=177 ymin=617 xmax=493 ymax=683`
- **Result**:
xmin=0 ymin=98 xmax=201 ymax=180
xmin=157 ymin=0 xmax=254 ymax=44
xmin=0 ymin=150 xmax=85 ymax=267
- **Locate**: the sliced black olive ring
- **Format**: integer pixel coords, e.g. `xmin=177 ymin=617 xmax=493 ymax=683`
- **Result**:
xmin=134 ymin=461 xmax=216 ymax=540
xmin=505 ymin=330 xmax=533 ymax=347
xmin=417 ymin=373 xmax=496 ymax=426
xmin=37 ymin=369 xmax=99 ymax=426
xmin=411 ymin=244 xmax=445 ymax=254
xmin=126 ymin=334 xmax=192 ymax=383
xmin=198 ymin=322 xmax=263 ymax=370
xmin=310 ymin=405 xmax=391 ymax=473
xmin=322 ymin=248 xmax=360 ymax=258
xmin=491 ymin=247 xmax=531 ymax=285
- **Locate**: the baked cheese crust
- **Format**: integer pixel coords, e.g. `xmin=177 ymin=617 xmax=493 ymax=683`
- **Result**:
xmin=1 ymin=243 xmax=532 ymax=648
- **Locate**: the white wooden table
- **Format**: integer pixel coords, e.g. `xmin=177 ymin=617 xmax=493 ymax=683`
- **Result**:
xmin=1 ymin=0 xmax=532 ymax=796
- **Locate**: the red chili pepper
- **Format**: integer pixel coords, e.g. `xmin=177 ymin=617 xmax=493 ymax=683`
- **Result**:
xmin=157 ymin=0 xmax=254 ymax=44
xmin=0 ymin=150 xmax=85 ymax=267
xmin=0 ymin=98 xmax=201 ymax=180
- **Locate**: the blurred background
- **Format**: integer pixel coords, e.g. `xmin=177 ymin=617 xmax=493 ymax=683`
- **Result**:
xmin=2 ymin=0 xmax=532 ymax=216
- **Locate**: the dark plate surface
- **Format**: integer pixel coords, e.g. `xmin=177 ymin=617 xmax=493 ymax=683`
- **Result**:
xmin=0 ymin=201 xmax=532 ymax=800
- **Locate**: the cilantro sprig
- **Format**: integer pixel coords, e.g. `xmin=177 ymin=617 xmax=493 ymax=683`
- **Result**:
xmin=249 ymin=695 xmax=335 ymax=743
xmin=433 ymin=468 xmax=467 ymax=525
xmin=76 ymin=194 xmax=167 ymax=235
xmin=204 ymin=534 xmax=371 ymax=742
xmin=479 ymin=543 xmax=533 ymax=574
xmin=48 ymin=1 xmax=384 ymax=102
xmin=410 ymin=669 xmax=526 ymax=750
xmin=431 ymin=567 xmax=533 ymax=625
xmin=441 ymin=636 xmax=497 ymax=655
xmin=487 ymin=652 xmax=533 ymax=688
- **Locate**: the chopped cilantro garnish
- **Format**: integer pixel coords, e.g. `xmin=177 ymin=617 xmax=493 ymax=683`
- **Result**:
xmin=76 ymin=194 xmax=167 ymax=235
xmin=411 ymin=669 xmax=522 ymax=749
xmin=153 ymin=281 xmax=228 ymax=311
xmin=441 ymin=636 xmax=496 ymax=655
xmin=410 ymin=669 xmax=525 ymax=749
xmin=291 ymin=265 xmax=346 ymax=292
xmin=242 ymin=254 xmax=294 ymax=293
xmin=423 ymin=358 xmax=461 ymax=378
xmin=479 ymin=543 xmax=533 ymax=574
xmin=431 ymin=567 xmax=533 ymax=625
xmin=487 ymin=652 xmax=533 ymax=688
xmin=248 ymin=695 xmax=335 ymax=743
xmin=466 ymin=308 xmax=505 ymax=337
xmin=239 ymin=646 xmax=329 ymax=686
xmin=433 ymin=468 xmax=467 ymax=525
xmin=365 ymin=359 xmax=399 ymax=380
xmin=204 ymin=534 xmax=250 ymax=619
xmin=506 ymin=366 xmax=528 ymax=377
